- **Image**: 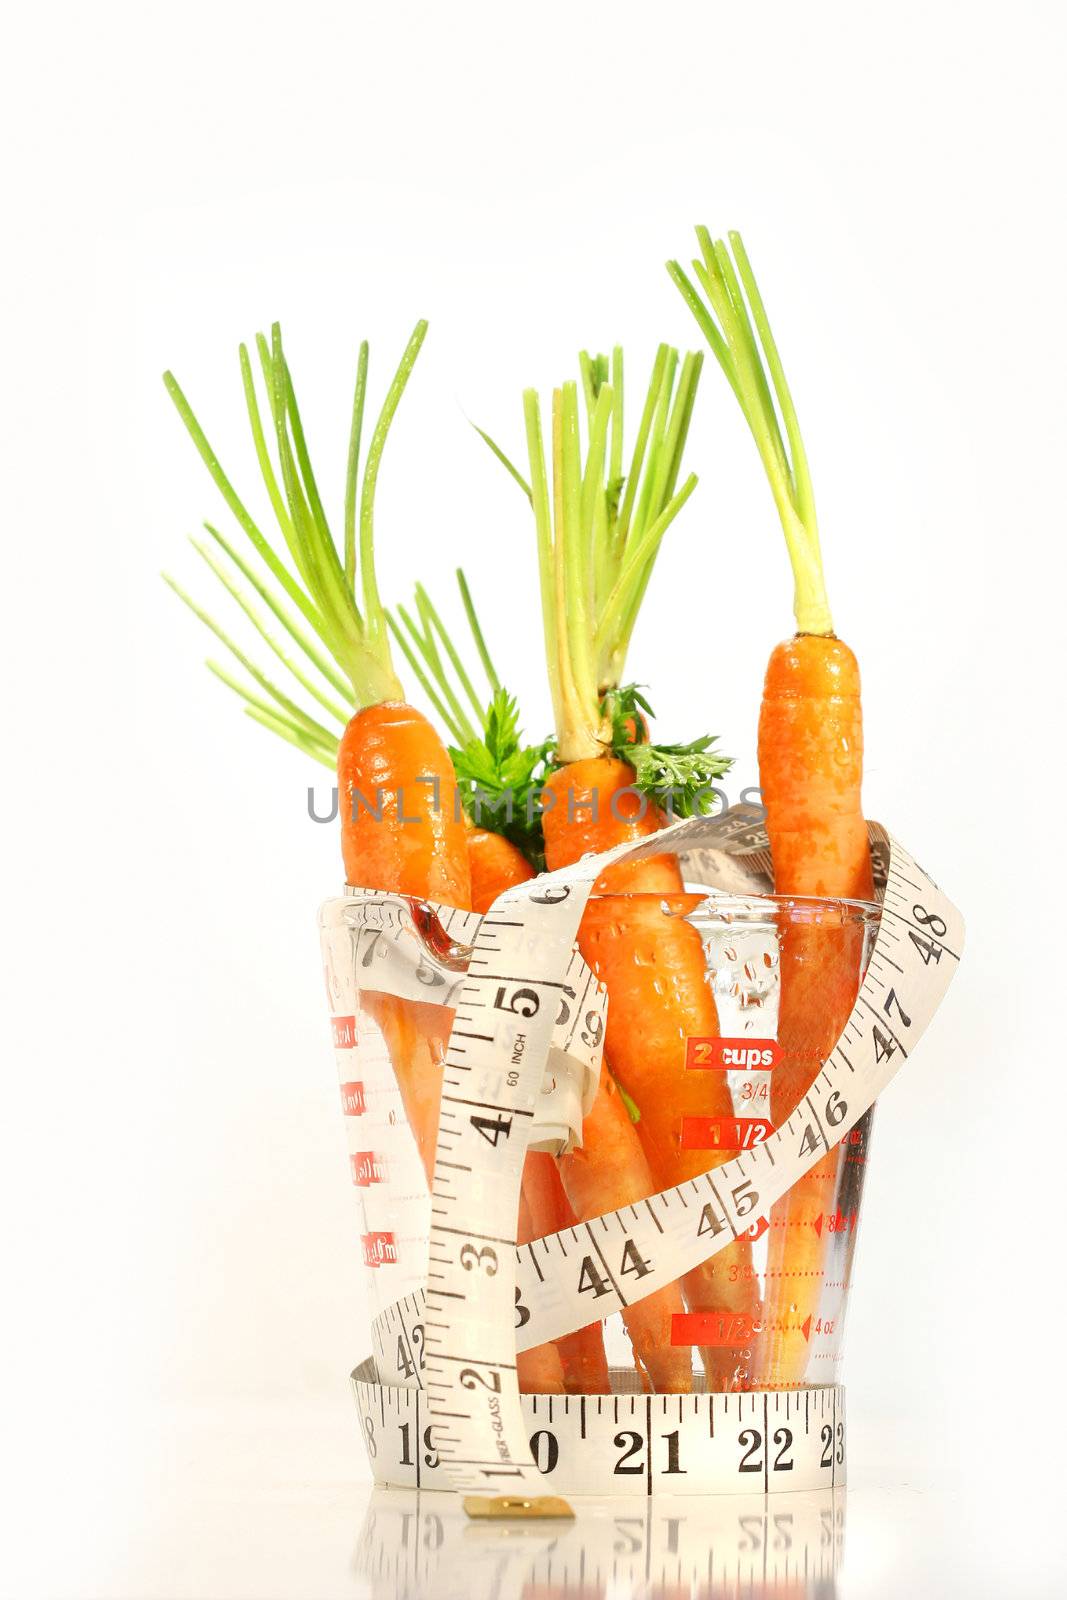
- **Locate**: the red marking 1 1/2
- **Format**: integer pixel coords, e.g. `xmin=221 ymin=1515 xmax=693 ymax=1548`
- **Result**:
xmin=680 ymin=1115 xmax=774 ymax=1151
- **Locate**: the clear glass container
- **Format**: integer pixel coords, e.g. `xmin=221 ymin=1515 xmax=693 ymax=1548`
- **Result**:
xmin=321 ymin=883 xmax=880 ymax=1394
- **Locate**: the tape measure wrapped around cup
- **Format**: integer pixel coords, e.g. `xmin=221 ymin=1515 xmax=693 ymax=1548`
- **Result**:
xmin=321 ymin=890 xmax=605 ymax=1156
xmin=323 ymin=805 xmax=963 ymax=1499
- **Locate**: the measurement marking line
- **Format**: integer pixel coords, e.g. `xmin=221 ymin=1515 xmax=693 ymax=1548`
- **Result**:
xmin=432 ymin=1225 xmax=515 ymax=1244
xmin=705 ymin=1177 xmax=739 ymax=1240
xmin=427 ymin=1352 xmax=518 ymax=1369
xmin=644 ymin=1198 xmax=664 ymax=1234
xmin=469 ymin=972 xmax=578 ymax=991
xmin=878 ymin=904 xmax=961 ymax=958
xmin=584 ymin=1223 xmax=627 ymax=1307
xmin=441 ymin=1094 xmax=534 ymax=1117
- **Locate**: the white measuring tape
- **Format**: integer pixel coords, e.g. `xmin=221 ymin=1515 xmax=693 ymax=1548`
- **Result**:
xmin=323 ymin=808 xmax=962 ymax=1499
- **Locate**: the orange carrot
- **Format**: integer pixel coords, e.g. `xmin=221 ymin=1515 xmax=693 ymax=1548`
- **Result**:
xmin=474 ymin=793 xmax=688 ymax=1391
xmin=500 ymin=351 xmax=762 ymax=1390
xmin=759 ymin=636 xmax=872 ymax=901
xmin=340 ymin=700 xmax=472 ymax=904
xmin=543 ymin=760 xmax=761 ymax=1391
xmin=754 ymin=646 xmax=872 ymax=1384
xmin=165 ymin=320 xmax=473 ymax=1194
xmin=521 ymin=1154 xmax=611 ymax=1395
xmin=558 ymin=1072 xmax=692 ymax=1393
xmin=671 ymin=229 xmax=876 ymax=1386
xmin=340 ymin=701 xmax=472 ymax=1178
xmin=468 ymin=825 xmax=533 ymax=912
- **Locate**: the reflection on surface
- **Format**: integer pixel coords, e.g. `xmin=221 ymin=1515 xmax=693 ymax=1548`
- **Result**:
xmin=353 ymin=1484 xmax=844 ymax=1599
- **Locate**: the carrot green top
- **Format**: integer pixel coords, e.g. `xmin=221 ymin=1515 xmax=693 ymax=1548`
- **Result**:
xmin=387 ymin=570 xmax=554 ymax=864
xmin=667 ymin=231 xmax=833 ymax=637
xmin=484 ymin=347 xmax=703 ymax=764
xmin=163 ymin=321 xmax=427 ymax=764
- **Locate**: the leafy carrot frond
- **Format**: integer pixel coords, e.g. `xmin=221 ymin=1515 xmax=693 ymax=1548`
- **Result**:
xmin=484 ymin=345 xmax=703 ymax=762
xmin=626 ymin=737 xmax=732 ymax=819
xmin=667 ymin=231 xmax=832 ymax=636
xmin=164 ymin=320 xmax=427 ymax=758
xmin=604 ymin=684 xmax=732 ymax=818
xmin=452 ymin=689 xmax=555 ymax=867
xmin=389 ymin=572 xmax=554 ymax=864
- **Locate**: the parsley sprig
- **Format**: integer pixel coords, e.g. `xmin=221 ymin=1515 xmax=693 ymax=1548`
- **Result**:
xmin=387 ymin=573 xmax=554 ymax=865
xmin=605 ymin=684 xmax=733 ymax=819
xmin=450 ymin=690 xmax=555 ymax=866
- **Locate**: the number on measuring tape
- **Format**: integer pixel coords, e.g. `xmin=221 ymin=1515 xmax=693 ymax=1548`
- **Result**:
xmin=494 ymin=984 xmax=540 ymax=1016
xmin=698 ymin=1202 xmax=729 ymax=1237
xmin=614 ymin=1431 xmax=645 ymax=1475
xmin=459 ymin=1365 xmax=501 ymax=1391
xmin=530 ymin=1429 xmax=559 ymax=1473
xmin=459 ymin=1242 xmax=498 ymax=1273
xmin=738 ymin=1428 xmax=762 ymax=1473
xmin=883 ymin=987 xmax=912 ymax=1028
xmin=620 ymin=1238 xmax=651 ymax=1279
xmin=469 ymin=1113 xmax=512 ymax=1146
xmin=577 ymin=1257 xmax=612 ymax=1298
xmin=798 ymin=1123 xmax=822 ymax=1157
xmin=825 ymin=1091 xmax=848 ymax=1126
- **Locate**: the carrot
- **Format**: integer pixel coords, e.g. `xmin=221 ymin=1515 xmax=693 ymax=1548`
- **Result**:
xmin=483 ymin=347 xmax=765 ymax=1392
xmin=520 ymin=1154 xmax=611 ymax=1395
xmin=542 ymin=762 xmax=763 ymax=1390
xmin=505 ymin=347 xmax=771 ymax=1388
xmin=164 ymin=318 xmax=472 ymax=1187
xmin=397 ymin=565 xmax=695 ymax=1392
xmin=670 ymin=229 xmax=876 ymax=1386
xmin=557 ymin=1073 xmax=691 ymax=1393
xmin=468 ymin=824 xmax=535 ymax=911
xmin=403 ymin=601 xmax=616 ymax=1395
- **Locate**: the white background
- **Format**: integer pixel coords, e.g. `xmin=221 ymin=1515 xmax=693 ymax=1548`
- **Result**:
xmin=4 ymin=2 xmax=1065 ymax=1595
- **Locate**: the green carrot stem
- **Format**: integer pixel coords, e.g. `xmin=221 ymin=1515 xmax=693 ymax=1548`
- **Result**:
xmin=359 ymin=320 xmax=428 ymax=642
xmin=457 ymin=568 xmax=501 ymax=694
xmin=243 ymin=704 xmax=337 ymax=768
xmin=415 ymin=584 xmax=486 ymax=734
xmin=201 ymin=522 xmax=352 ymax=700
xmin=165 ymin=573 xmax=339 ymax=745
xmin=207 ymin=661 xmax=337 ymax=752
xmin=511 ymin=344 xmax=701 ymax=762
xmin=165 ymin=318 xmax=424 ymax=730
xmin=163 ymin=370 xmax=335 ymax=649
xmin=344 ymin=342 xmax=369 ymax=587
xmin=669 ymin=229 xmax=832 ymax=635
xmin=386 ymin=610 xmax=467 ymax=742
xmin=191 ymin=537 xmax=350 ymax=725
xmin=468 ymin=422 xmax=533 ymax=501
